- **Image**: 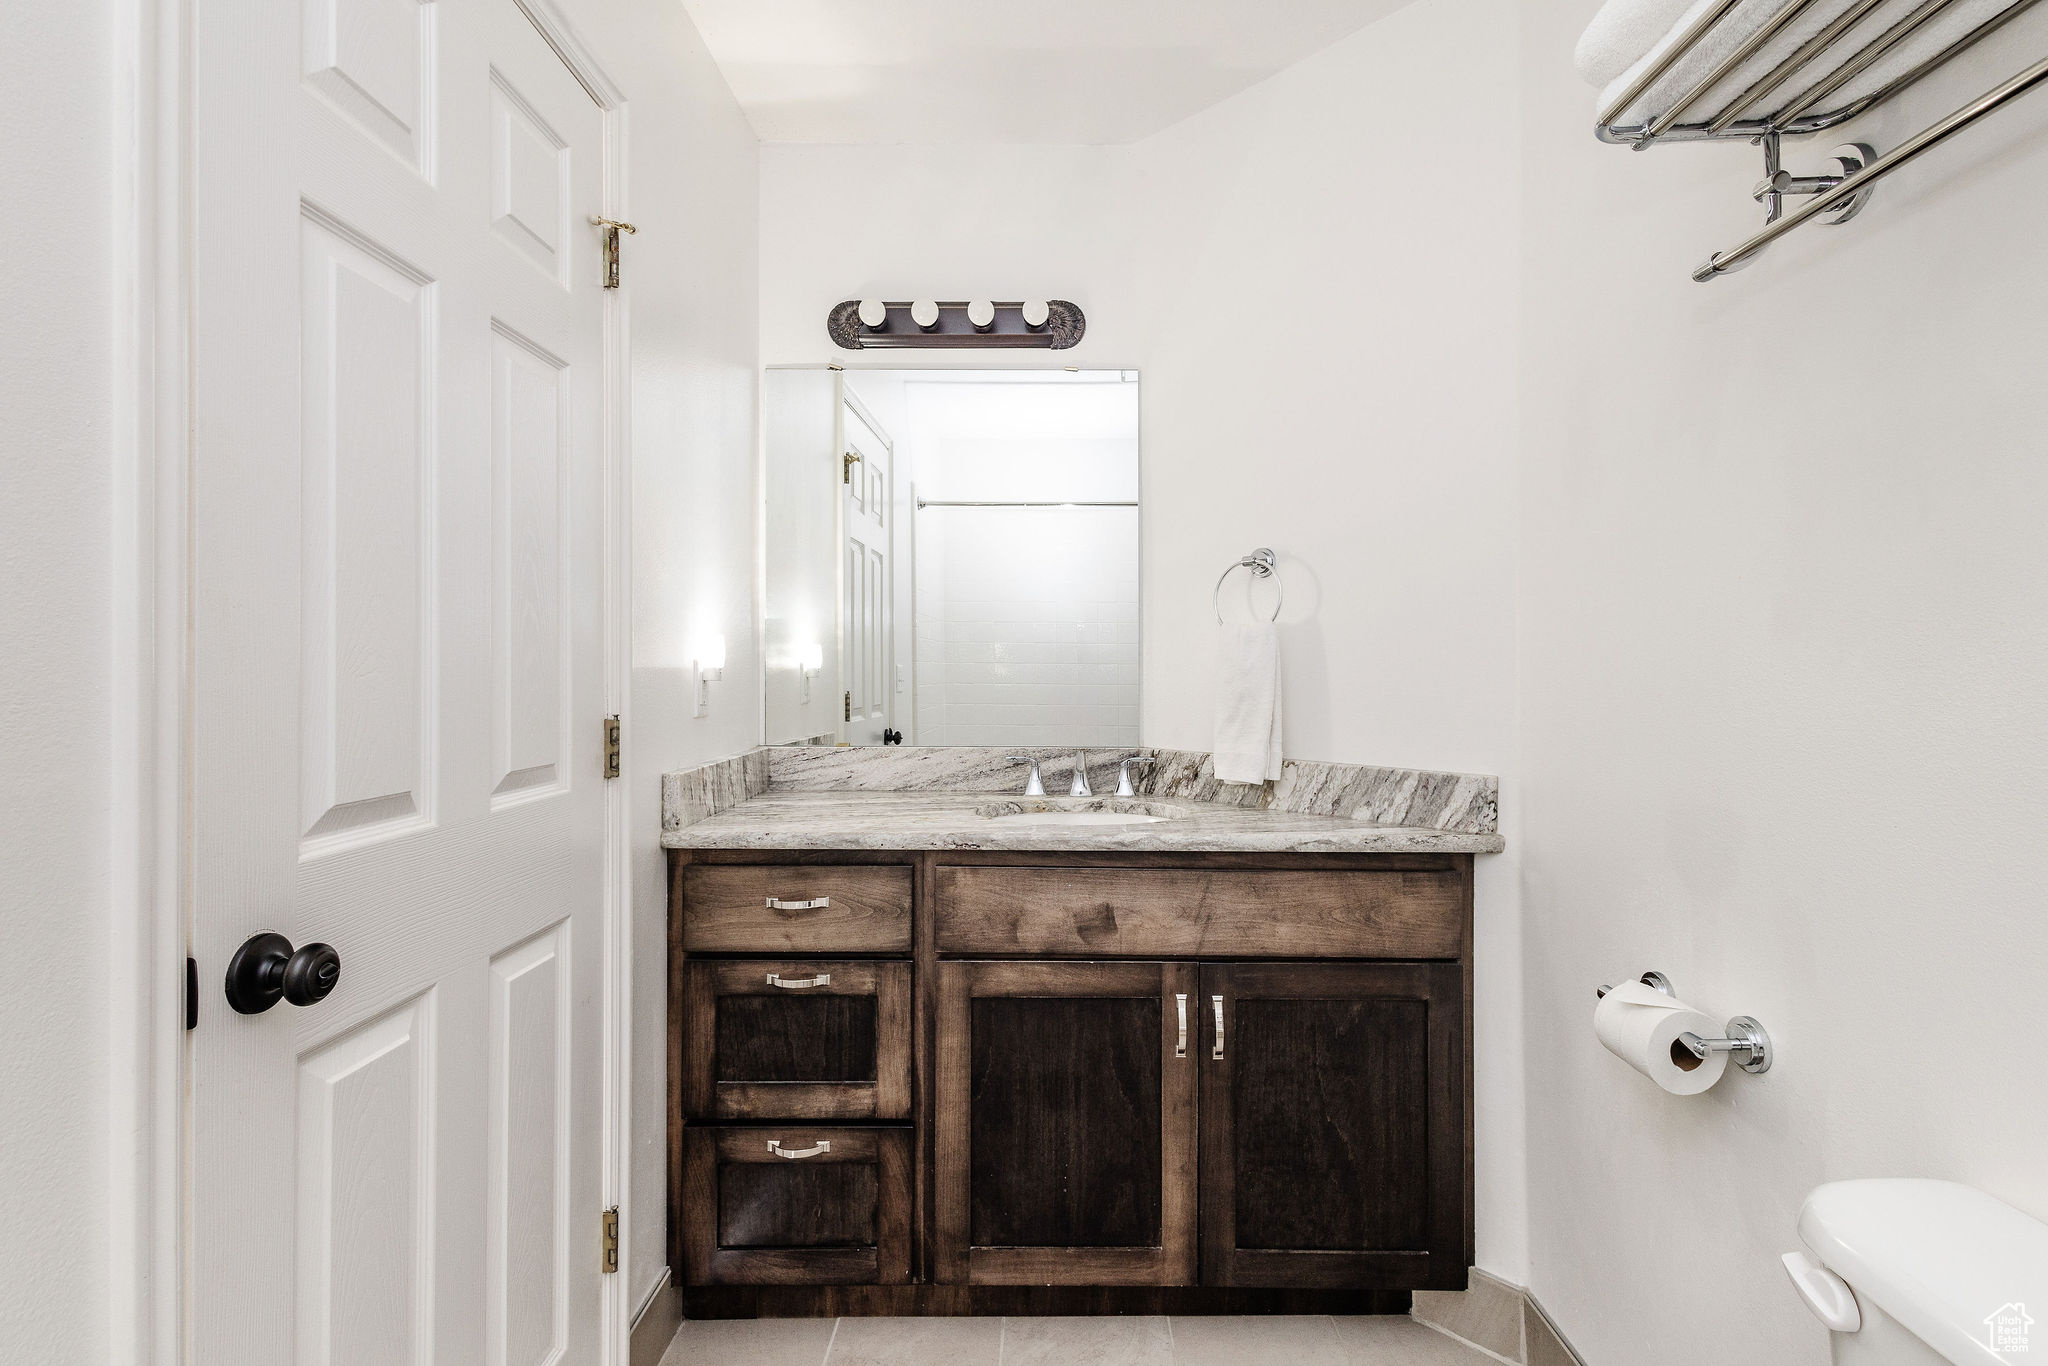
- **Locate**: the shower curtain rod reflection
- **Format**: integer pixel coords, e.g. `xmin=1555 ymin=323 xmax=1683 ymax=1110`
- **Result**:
xmin=914 ymin=499 xmax=1138 ymax=509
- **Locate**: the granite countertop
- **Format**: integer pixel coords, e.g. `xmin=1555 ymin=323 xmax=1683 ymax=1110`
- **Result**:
xmin=661 ymin=790 xmax=1506 ymax=855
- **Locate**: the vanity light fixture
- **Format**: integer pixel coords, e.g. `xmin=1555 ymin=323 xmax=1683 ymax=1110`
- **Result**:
xmin=799 ymin=641 xmax=824 ymax=703
xmin=693 ymin=634 xmax=727 ymax=718
xmin=826 ymin=299 xmax=1086 ymax=350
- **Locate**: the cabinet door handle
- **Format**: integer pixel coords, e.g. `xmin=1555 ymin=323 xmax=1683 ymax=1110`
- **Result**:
xmin=766 ymin=972 xmax=831 ymax=990
xmin=767 ymin=1139 xmax=832 ymax=1160
xmin=1174 ymin=993 xmax=1188 ymax=1058
xmin=1212 ymin=995 xmax=1226 ymax=1060
xmin=764 ymin=896 xmax=829 ymax=912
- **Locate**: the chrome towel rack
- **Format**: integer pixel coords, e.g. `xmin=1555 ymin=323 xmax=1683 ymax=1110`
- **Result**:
xmin=1593 ymin=0 xmax=2048 ymax=280
xmin=1214 ymin=548 xmax=1284 ymax=624
xmin=1697 ymin=51 xmax=2048 ymax=277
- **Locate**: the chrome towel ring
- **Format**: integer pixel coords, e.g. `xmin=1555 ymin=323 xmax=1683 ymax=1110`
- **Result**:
xmin=1214 ymin=548 xmax=1283 ymax=624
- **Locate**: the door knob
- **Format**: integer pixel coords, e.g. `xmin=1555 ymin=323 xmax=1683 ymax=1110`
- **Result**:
xmin=225 ymin=932 xmax=342 ymax=1014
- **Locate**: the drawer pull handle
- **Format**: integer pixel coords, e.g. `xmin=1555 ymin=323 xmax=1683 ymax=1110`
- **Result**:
xmin=764 ymin=896 xmax=830 ymax=912
xmin=767 ymin=1139 xmax=831 ymax=1160
xmin=1212 ymin=995 xmax=1225 ymax=1061
xmin=1174 ymin=993 xmax=1188 ymax=1058
xmin=766 ymin=972 xmax=831 ymax=990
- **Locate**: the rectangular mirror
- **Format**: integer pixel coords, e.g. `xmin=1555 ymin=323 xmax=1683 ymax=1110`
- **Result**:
xmin=763 ymin=368 xmax=1140 ymax=747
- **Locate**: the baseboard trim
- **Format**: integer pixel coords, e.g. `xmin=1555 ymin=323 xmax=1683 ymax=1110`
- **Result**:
xmin=1521 ymin=1290 xmax=1587 ymax=1366
xmin=629 ymin=1269 xmax=683 ymax=1366
xmin=1411 ymin=1269 xmax=1586 ymax=1366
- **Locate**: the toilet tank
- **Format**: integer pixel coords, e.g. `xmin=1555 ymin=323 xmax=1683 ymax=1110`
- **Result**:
xmin=1799 ymin=1180 xmax=2048 ymax=1364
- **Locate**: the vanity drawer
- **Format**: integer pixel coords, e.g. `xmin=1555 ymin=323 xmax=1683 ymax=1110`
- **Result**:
xmin=682 ymin=960 xmax=912 ymax=1121
xmin=681 ymin=864 xmax=913 ymax=953
xmin=682 ymin=1126 xmax=912 ymax=1286
xmin=935 ymin=866 xmax=1464 ymax=959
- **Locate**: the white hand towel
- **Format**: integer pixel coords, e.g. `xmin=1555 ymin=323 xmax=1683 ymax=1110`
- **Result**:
xmin=1212 ymin=623 xmax=1283 ymax=785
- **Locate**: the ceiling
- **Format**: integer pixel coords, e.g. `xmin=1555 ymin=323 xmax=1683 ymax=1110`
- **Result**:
xmin=680 ymin=0 xmax=1423 ymax=144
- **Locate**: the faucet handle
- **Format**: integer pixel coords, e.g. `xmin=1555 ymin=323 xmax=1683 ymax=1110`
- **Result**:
xmin=1006 ymin=755 xmax=1047 ymax=797
xmin=1116 ymin=755 xmax=1156 ymax=797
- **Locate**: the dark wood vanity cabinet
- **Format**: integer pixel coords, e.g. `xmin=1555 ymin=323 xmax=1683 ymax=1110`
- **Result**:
xmin=682 ymin=959 xmax=912 ymax=1122
xmin=1200 ymin=961 xmax=1466 ymax=1288
xmin=682 ymin=1126 xmax=912 ymax=1286
xmin=934 ymin=960 xmax=1199 ymax=1285
xmin=669 ymin=849 xmax=1474 ymax=1310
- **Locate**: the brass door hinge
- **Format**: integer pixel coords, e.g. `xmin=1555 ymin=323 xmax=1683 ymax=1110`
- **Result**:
xmin=602 ymin=715 xmax=621 ymax=780
xmin=843 ymin=450 xmax=861 ymax=485
xmin=589 ymin=217 xmax=636 ymax=290
xmin=601 ymin=1206 xmax=619 ymax=1274
xmin=844 ymin=691 xmax=852 ymax=723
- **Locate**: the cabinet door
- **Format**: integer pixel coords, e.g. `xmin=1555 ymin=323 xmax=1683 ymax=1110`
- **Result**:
xmin=1200 ymin=962 xmax=1466 ymax=1290
xmin=682 ymin=960 xmax=911 ymax=1121
xmin=935 ymin=961 xmax=1198 ymax=1285
xmin=682 ymin=1126 xmax=912 ymax=1286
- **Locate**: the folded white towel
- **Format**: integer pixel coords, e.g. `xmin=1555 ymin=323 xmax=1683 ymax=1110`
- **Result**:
xmin=1583 ymin=0 xmax=2026 ymax=129
xmin=1212 ymin=623 xmax=1283 ymax=785
xmin=1577 ymin=0 xmax=1700 ymax=88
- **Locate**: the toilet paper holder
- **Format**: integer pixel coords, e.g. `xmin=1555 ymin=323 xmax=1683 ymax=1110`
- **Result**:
xmin=1595 ymin=970 xmax=1674 ymax=1000
xmin=1595 ymin=971 xmax=1773 ymax=1075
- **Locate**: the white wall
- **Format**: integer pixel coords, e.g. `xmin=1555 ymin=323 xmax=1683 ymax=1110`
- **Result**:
xmin=1517 ymin=5 xmax=2048 ymax=1363
xmin=609 ymin=0 xmax=761 ymax=1315
xmin=756 ymin=0 xmax=1529 ymax=1280
xmin=760 ymin=144 xmax=1142 ymax=369
xmin=0 ymin=2 xmax=115 ymax=1360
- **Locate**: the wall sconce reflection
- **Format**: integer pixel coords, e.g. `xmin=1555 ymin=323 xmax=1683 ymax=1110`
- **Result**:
xmin=799 ymin=641 xmax=824 ymax=703
xmin=693 ymin=634 xmax=726 ymax=718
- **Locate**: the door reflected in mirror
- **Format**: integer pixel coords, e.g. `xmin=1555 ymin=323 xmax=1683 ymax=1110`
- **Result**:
xmin=764 ymin=368 xmax=1140 ymax=748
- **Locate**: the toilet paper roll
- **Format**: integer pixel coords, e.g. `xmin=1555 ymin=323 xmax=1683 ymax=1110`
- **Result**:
xmin=1594 ymin=980 xmax=1729 ymax=1095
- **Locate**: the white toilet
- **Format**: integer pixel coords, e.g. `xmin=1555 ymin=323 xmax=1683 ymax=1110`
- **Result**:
xmin=1784 ymin=1179 xmax=2048 ymax=1364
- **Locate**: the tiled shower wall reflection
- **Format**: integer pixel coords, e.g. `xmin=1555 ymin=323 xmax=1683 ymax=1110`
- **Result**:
xmin=914 ymin=504 xmax=1139 ymax=747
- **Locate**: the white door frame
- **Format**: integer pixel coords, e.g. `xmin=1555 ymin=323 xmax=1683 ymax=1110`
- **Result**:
xmin=110 ymin=1 xmax=640 ymax=1359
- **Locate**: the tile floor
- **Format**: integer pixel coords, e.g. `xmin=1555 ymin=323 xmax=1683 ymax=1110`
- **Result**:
xmin=657 ymin=1314 xmax=1501 ymax=1366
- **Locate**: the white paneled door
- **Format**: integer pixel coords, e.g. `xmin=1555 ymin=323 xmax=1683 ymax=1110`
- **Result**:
xmin=189 ymin=0 xmax=613 ymax=1362
xmin=842 ymin=400 xmax=892 ymax=745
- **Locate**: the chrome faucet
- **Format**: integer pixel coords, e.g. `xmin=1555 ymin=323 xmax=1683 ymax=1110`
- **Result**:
xmin=1007 ymin=755 xmax=1047 ymax=797
xmin=1116 ymin=755 xmax=1155 ymax=797
xmin=1069 ymin=753 xmax=1092 ymax=797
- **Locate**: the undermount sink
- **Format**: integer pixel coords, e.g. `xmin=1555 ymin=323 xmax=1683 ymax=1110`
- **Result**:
xmin=973 ymin=800 xmax=1188 ymax=827
xmin=990 ymin=810 xmax=1168 ymax=827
